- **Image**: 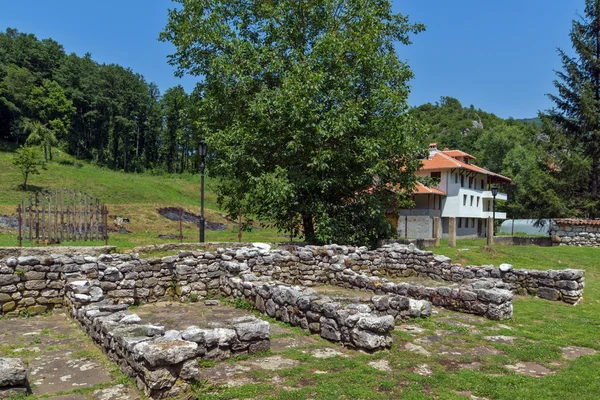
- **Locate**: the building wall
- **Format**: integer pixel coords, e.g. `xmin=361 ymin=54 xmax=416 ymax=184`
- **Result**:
xmin=416 ymin=170 xmax=507 ymax=220
xmin=397 ymin=215 xmax=434 ymax=239
xmin=441 ymin=217 xmax=482 ymax=238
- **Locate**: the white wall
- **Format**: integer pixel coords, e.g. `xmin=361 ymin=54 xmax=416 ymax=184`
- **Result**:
xmin=417 ymin=170 xmax=507 ymax=219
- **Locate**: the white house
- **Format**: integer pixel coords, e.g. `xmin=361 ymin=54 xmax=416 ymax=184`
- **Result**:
xmin=395 ymin=144 xmax=511 ymax=238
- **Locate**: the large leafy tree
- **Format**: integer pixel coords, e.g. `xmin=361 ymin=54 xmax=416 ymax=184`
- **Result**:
xmin=161 ymin=0 xmax=426 ymax=246
xmin=546 ymin=0 xmax=600 ymax=217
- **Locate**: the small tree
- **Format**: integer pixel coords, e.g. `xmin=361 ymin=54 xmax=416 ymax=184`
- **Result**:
xmin=12 ymin=146 xmax=44 ymax=190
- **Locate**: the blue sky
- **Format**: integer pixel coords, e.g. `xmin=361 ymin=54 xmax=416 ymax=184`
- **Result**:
xmin=0 ymin=0 xmax=582 ymax=119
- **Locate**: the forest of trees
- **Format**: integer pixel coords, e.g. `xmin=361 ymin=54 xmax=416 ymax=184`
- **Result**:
xmin=0 ymin=28 xmax=200 ymax=173
xmin=2 ymin=0 xmax=600 ymax=246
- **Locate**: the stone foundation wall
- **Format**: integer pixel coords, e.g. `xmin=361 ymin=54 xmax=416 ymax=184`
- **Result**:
xmin=0 ymin=242 xmax=584 ymax=320
xmin=65 ymin=280 xmax=270 ymax=399
xmin=221 ymin=275 xmax=400 ymax=351
xmin=549 ymin=219 xmax=600 ymax=248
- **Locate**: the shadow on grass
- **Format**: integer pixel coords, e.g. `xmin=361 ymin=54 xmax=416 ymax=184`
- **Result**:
xmin=14 ymin=184 xmax=44 ymax=194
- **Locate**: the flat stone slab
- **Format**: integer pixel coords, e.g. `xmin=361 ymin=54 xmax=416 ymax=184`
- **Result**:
xmin=561 ymin=346 xmax=597 ymax=360
xmin=135 ymin=301 xmax=259 ymax=330
xmin=368 ymin=360 xmax=392 ymax=372
xmin=0 ymin=312 xmax=140 ymax=398
xmin=505 ymin=362 xmax=553 ymax=377
xmin=93 ymin=384 xmax=141 ymax=400
xmin=413 ymin=363 xmax=432 ymax=376
xmin=484 ymin=335 xmax=516 ymax=345
xmin=404 ymin=343 xmax=431 ymax=356
xmin=247 ymin=355 xmax=300 ymax=371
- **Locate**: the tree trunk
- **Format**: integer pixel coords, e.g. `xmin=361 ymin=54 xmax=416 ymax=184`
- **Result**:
xmin=23 ymin=173 xmax=28 ymax=191
xmin=592 ymin=153 xmax=599 ymax=218
xmin=302 ymin=212 xmax=316 ymax=243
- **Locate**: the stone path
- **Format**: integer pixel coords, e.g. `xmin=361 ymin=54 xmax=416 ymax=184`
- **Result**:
xmin=0 ymin=312 xmax=140 ymax=399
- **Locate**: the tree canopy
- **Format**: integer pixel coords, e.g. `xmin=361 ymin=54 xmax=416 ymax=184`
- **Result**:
xmin=161 ymin=0 xmax=427 ymax=246
xmin=0 ymin=28 xmax=202 ymax=174
xmin=544 ymin=0 xmax=600 ymax=217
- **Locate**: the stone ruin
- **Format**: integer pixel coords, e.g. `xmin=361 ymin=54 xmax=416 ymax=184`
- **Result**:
xmin=0 ymin=242 xmax=586 ymax=398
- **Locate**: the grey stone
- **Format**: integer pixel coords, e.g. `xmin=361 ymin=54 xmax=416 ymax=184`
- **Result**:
xmin=0 ymin=275 xmax=19 ymax=286
xmin=499 ymin=263 xmax=513 ymax=272
xmin=434 ymin=255 xmax=451 ymax=263
xmin=350 ymin=329 xmax=391 ymax=350
xmin=234 ymin=318 xmax=270 ymax=341
xmin=204 ymin=300 xmax=220 ymax=306
xmin=356 ymin=315 xmax=394 ymax=334
xmin=0 ymin=358 xmax=27 ymax=386
xmin=134 ymin=339 xmax=198 ymax=367
xmin=537 ymin=287 xmax=561 ymax=301
xmin=17 ymin=256 xmax=39 ymax=266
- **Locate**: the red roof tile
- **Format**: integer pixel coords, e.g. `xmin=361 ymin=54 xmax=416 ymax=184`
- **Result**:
xmin=553 ymin=219 xmax=600 ymax=226
xmin=414 ymin=182 xmax=446 ymax=195
xmin=441 ymin=150 xmax=476 ymax=160
xmin=420 ymin=152 xmax=511 ymax=183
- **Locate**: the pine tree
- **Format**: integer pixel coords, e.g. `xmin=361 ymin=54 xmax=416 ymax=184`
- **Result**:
xmin=547 ymin=0 xmax=600 ymax=217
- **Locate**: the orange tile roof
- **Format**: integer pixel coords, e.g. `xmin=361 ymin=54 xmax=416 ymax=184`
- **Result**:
xmin=414 ymin=182 xmax=446 ymax=195
xmin=441 ymin=150 xmax=476 ymax=160
xmin=420 ymin=152 xmax=511 ymax=183
xmin=553 ymin=219 xmax=600 ymax=226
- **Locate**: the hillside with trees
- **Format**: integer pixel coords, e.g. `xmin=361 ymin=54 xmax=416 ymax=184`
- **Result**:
xmin=0 ymin=28 xmax=199 ymax=173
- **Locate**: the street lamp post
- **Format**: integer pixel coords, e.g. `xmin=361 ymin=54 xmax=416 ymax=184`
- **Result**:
xmin=199 ymin=141 xmax=208 ymax=243
xmin=491 ymin=184 xmax=498 ymax=237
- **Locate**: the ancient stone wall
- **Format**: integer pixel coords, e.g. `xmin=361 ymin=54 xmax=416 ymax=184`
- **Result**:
xmin=549 ymin=219 xmax=600 ymax=248
xmin=65 ymin=280 xmax=270 ymax=399
xmin=221 ymin=275 xmax=399 ymax=351
xmin=0 ymin=243 xmax=584 ymax=320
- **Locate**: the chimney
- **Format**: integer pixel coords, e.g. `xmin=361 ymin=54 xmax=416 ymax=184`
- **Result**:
xmin=429 ymin=143 xmax=438 ymax=157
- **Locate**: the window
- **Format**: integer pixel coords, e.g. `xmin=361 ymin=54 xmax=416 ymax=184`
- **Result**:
xmin=458 ymin=218 xmax=462 ymax=228
xmin=470 ymin=195 xmax=474 ymax=206
xmin=481 ymin=180 xmax=485 ymax=189
xmin=476 ymin=197 xmax=480 ymax=207
xmin=455 ymin=174 xmax=458 ymax=184
xmin=439 ymin=196 xmax=442 ymax=209
xmin=431 ymin=171 xmax=441 ymax=179
xmin=472 ymin=218 xmax=475 ymax=228
xmin=461 ymin=175 xmax=464 ymax=187
xmin=468 ymin=177 xmax=473 ymax=188
xmin=463 ymin=195 xmax=467 ymax=206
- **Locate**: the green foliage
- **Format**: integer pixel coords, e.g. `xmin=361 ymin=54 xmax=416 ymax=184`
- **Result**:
xmin=161 ymin=0 xmax=426 ymax=247
xmin=409 ymin=96 xmax=506 ymax=155
xmin=12 ymin=145 xmax=44 ymax=190
xmin=0 ymin=28 xmax=203 ymax=174
xmin=189 ymin=292 xmax=199 ymax=303
xmin=544 ymin=0 xmax=600 ymax=217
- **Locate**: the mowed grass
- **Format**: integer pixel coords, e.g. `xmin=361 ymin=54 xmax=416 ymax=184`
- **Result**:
xmin=0 ymin=150 xmax=287 ymax=249
xmin=190 ymin=240 xmax=600 ymax=400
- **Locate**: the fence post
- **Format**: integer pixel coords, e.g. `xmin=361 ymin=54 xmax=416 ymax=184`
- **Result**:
xmin=104 ymin=205 xmax=109 ymax=246
xmin=179 ymin=207 xmax=183 ymax=244
xmin=17 ymin=204 xmax=22 ymax=247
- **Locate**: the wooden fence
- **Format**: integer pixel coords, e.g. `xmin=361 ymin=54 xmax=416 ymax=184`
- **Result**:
xmin=16 ymin=189 xmax=108 ymax=247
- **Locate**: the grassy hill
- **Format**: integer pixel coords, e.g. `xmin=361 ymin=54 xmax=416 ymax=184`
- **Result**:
xmin=0 ymin=149 xmax=284 ymax=249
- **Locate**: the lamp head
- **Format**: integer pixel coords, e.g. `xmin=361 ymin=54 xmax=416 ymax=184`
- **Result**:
xmin=491 ymin=185 xmax=498 ymax=197
xmin=199 ymin=141 xmax=208 ymax=158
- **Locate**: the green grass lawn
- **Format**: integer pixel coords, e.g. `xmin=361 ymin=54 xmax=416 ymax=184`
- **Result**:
xmin=190 ymin=241 xmax=600 ymax=400
xmin=0 ymin=149 xmax=290 ymax=249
